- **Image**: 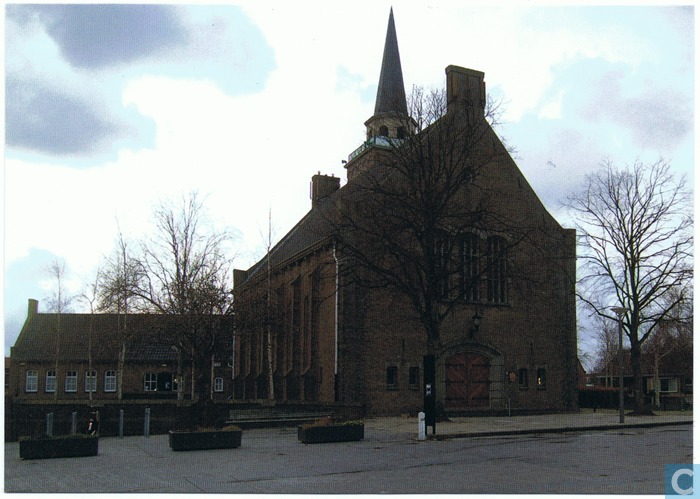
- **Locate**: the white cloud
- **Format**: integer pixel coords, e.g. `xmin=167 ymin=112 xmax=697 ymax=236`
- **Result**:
xmin=3 ymin=4 xmax=693 ymax=360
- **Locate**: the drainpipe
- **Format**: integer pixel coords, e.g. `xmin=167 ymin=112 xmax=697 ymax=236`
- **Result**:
xmin=333 ymin=244 xmax=339 ymax=400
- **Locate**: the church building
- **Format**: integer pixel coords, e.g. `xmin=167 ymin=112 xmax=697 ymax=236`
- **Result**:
xmin=232 ymin=9 xmax=578 ymax=416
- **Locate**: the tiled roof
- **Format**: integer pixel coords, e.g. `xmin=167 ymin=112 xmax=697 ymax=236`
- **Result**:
xmin=244 ymin=196 xmax=338 ymax=281
xmin=11 ymin=312 xmax=233 ymax=363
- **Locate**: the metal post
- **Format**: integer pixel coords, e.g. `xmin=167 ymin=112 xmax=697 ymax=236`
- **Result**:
xmin=618 ymin=317 xmax=624 ymax=423
xmin=144 ymin=408 xmax=151 ymax=437
xmin=418 ymin=412 xmax=426 ymax=441
xmin=46 ymin=412 xmax=53 ymax=437
xmin=71 ymin=412 xmax=78 ymax=435
xmin=119 ymin=409 xmax=124 ymax=438
xmin=611 ymin=306 xmax=628 ymax=424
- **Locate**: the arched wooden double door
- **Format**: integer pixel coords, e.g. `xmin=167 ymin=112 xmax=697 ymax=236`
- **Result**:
xmin=445 ymin=352 xmax=490 ymax=408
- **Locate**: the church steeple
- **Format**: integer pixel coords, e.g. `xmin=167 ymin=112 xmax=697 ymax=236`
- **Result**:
xmin=374 ymin=8 xmax=408 ymax=117
xmin=345 ymin=8 xmax=416 ymax=182
xmin=364 ymin=8 xmax=414 ymax=141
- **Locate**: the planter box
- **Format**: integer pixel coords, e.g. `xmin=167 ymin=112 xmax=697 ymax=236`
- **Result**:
xmin=297 ymin=424 xmax=364 ymax=444
xmin=19 ymin=435 xmax=99 ymax=460
xmin=169 ymin=429 xmax=242 ymax=451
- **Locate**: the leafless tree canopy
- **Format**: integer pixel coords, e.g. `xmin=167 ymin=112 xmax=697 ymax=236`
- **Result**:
xmin=566 ymin=158 xmax=693 ymax=412
xmin=99 ymin=193 xmax=235 ymax=412
xmin=327 ymin=87 xmax=538 ymax=353
xmin=44 ymin=259 xmax=75 ymax=313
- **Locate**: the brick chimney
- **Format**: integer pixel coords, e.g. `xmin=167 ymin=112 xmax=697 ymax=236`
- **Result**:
xmin=27 ymin=298 xmax=38 ymax=317
xmin=445 ymin=65 xmax=485 ymax=117
xmin=311 ymin=173 xmax=340 ymax=208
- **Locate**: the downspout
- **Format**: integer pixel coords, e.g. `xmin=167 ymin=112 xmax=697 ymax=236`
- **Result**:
xmin=333 ymin=244 xmax=339 ymax=400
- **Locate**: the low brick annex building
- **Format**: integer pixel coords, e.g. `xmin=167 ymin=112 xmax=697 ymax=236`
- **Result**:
xmin=231 ymin=9 xmax=578 ymax=416
xmin=8 ymin=299 xmax=234 ymax=403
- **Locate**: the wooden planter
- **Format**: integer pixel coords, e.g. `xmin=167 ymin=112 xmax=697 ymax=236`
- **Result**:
xmin=298 ymin=423 xmax=364 ymax=444
xmin=169 ymin=428 xmax=242 ymax=451
xmin=19 ymin=435 xmax=99 ymax=460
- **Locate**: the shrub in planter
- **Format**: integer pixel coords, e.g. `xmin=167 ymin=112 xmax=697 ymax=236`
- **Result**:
xmin=297 ymin=419 xmax=364 ymax=444
xmin=19 ymin=434 xmax=99 ymax=460
xmin=169 ymin=426 xmax=242 ymax=451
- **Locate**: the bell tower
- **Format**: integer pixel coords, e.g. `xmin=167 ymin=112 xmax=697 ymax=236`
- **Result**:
xmin=345 ymin=8 xmax=416 ymax=182
xmin=364 ymin=8 xmax=414 ymax=141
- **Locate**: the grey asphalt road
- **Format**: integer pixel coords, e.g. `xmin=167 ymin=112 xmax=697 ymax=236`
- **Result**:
xmin=5 ymin=425 xmax=692 ymax=494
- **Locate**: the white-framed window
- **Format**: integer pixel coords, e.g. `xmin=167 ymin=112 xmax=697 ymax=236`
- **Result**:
xmin=65 ymin=371 xmax=78 ymax=393
xmin=25 ymin=370 xmax=38 ymax=393
xmin=104 ymin=370 xmax=117 ymax=392
xmin=144 ymin=372 xmax=157 ymax=391
xmin=85 ymin=370 xmax=97 ymax=392
xmin=660 ymin=378 xmax=679 ymax=393
xmin=45 ymin=370 xmax=56 ymax=393
xmin=214 ymin=377 xmax=224 ymax=392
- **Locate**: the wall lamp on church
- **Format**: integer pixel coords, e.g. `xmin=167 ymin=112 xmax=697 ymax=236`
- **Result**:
xmin=469 ymin=312 xmax=481 ymax=338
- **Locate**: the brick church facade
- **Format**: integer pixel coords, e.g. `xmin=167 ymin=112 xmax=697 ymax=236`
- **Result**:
xmin=232 ymin=9 xmax=579 ymax=415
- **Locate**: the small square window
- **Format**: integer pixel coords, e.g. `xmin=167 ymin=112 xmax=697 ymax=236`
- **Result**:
xmin=408 ymin=367 xmax=420 ymax=389
xmin=518 ymin=368 xmax=529 ymax=389
xmin=214 ymin=377 xmax=224 ymax=392
xmin=144 ymin=373 xmax=157 ymax=391
xmin=386 ymin=366 xmax=398 ymax=390
xmin=536 ymin=368 xmax=547 ymax=390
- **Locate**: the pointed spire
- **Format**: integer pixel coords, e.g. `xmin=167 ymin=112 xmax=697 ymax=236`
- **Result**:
xmin=374 ymin=8 xmax=407 ymax=116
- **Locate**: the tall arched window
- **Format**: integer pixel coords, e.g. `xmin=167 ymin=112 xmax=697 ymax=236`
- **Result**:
xmin=25 ymin=370 xmax=38 ymax=393
xmin=104 ymin=370 xmax=117 ymax=392
xmin=45 ymin=370 xmax=56 ymax=393
xmin=461 ymin=233 xmax=480 ymax=301
xmin=487 ymin=236 xmax=507 ymax=303
xmin=84 ymin=370 xmax=97 ymax=392
xmin=379 ymin=125 xmax=389 ymax=137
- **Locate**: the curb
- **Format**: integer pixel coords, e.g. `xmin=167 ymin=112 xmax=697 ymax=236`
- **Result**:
xmin=428 ymin=420 xmax=693 ymax=441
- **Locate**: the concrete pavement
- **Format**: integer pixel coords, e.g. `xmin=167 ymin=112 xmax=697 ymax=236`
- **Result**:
xmin=5 ymin=409 xmax=692 ymax=493
xmin=369 ymin=408 xmax=693 ymax=440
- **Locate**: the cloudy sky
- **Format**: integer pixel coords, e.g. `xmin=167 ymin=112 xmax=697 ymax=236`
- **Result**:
xmin=3 ymin=2 xmax=694 ymax=362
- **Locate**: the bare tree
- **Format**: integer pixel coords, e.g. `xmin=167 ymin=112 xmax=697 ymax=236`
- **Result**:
xmin=565 ymin=158 xmax=693 ymax=413
xmin=127 ymin=192 xmax=235 ymax=424
xmin=98 ymin=228 xmax=142 ymax=400
xmin=592 ymin=315 xmax=618 ymax=387
xmin=318 ymin=85 xmax=576 ymax=422
xmin=642 ymin=289 xmax=693 ymax=407
xmin=329 ymin=87 xmax=536 ymax=355
xmin=44 ymin=259 xmax=75 ymax=401
xmin=79 ymin=265 xmax=103 ymax=403
xmin=264 ymin=208 xmax=275 ymax=400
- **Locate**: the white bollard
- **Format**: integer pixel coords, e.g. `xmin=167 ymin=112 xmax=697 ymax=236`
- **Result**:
xmin=418 ymin=411 xmax=426 ymax=441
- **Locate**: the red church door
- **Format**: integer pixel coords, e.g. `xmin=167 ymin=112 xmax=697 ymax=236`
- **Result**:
xmin=445 ymin=352 xmax=490 ymax=408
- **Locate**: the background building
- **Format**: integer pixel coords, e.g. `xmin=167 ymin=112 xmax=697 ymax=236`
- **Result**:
xmin=8 ymin=299 xmax=234 ymax=403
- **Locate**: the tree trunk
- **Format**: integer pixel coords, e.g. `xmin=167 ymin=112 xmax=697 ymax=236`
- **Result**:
xmin=117 ymin=342 xmax=126 ymax=400
xmin=629 ymin=341 xmax=648 ymax=414
xmin=653 ymin=351 xmax=661 ymax=408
